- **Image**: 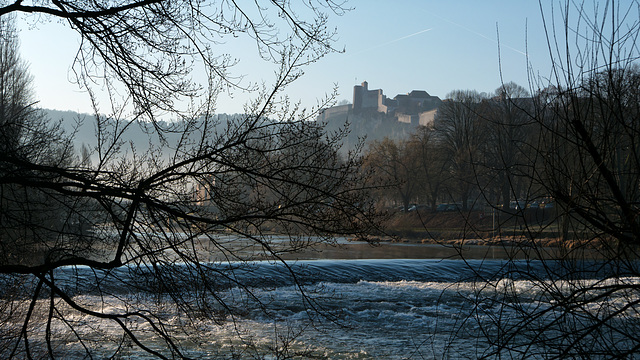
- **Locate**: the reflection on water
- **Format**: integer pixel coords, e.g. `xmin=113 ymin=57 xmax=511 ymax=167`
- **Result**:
xmin=191 ymin=234 xmax=587 ymax=262
xmin=139 ymin=229 xmax=607 ymax=265
xmin=279 ymin=241 xmax=571 ymax=261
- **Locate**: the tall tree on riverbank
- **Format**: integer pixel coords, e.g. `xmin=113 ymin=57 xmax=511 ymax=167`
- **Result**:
xmin=0 ymin=16 xmax=80 ymax=267
xmin=482 ymin=82 xmax=534 ymax=210
xmin=434 ymin=90 xmax=489 ymax=210
xmin=363 ymin=137 xmax=421 ymax=211
xmin=448 ymin=1 xmax=640 ymax=358
xmin=411 ymin=125 xmax=448 ymax=211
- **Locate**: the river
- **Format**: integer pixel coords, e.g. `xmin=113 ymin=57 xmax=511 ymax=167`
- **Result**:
xmin=7 ymin=240 xmax=639 ymax=359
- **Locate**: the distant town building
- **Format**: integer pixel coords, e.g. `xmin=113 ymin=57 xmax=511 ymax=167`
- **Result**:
xmin=193 ymin=176 xmax=215 ymax=206
xmin=321 ymin=81 xmax=442 ymax=127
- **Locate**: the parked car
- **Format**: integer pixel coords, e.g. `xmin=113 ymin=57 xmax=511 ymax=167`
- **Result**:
xmin=447 ymin=203 xmax=462 ymax=211
xmin=436 ymin=203 xmax=462 ymax=212
xmin=407 ymin=204 xmax=430 ymax=212
xmin=509 ymin=200 xmax=526 ymax=210
xmin=436 ymin=204 xmax=449 ymax=212
xmin=540 ymin=201 xmax=554 ymax=209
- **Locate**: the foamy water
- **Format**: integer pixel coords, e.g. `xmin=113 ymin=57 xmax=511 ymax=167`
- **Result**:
xmin=3 ymin=259 xmax=639 ymax=358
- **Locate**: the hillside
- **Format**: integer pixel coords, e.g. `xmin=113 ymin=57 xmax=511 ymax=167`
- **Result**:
xmin=45 ymin=108 xmax=415 ymax=157
xmin=322 ymin=108 xmax=417 ymax=153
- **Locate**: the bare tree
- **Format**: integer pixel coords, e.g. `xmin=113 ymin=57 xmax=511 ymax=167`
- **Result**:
xmin=482 ymin=82 xmax=535 ymax=210
xmin=434 ymin=89 xmax=489 ymax=211
xmin=411 ymin=125 xmax=448 ymax=212
xmin=0 ymin=2 xmax=380 ymax=359
xmin=445 ymin=1 xmax=640 ymax=358
xmin=363 ymin=137 xmax=421 ymax=212
xmin=0 ymin=14 xmax=29 ymax=155
xmin=0 ymin=15 xmax=79 ymax=266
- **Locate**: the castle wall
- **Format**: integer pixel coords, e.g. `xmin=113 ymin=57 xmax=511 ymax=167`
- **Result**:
xmin=320 ymin=104 xmax=351 ymax=122
xmin=396 ymin=113 xmax=414 ymax=125
xmin=353 ymin=81 xmax=389 ymax=114
xmin=353 ymin=84 xmax=364 ymax=112
xmin=419 ymin=109 xmax=438 ymax=127
xmin=361 ymin=89 xmax=380 ymax=109
xmin=396 ymin=109 xmax=438 ymax=127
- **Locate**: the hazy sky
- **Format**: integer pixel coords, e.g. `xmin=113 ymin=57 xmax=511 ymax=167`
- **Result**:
xmin=17 ymin=1 xmax=555 ymax=115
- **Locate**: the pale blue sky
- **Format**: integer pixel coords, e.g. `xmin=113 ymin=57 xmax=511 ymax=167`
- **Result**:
xmin=17 ymin=1 xmax=556 ymax=115
xmin=296 ymin=1 xmax=552 ymax=105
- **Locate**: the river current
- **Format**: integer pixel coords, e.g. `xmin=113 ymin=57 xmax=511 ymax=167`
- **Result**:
xmin=9 ymin=241 xmax=640 ymax=359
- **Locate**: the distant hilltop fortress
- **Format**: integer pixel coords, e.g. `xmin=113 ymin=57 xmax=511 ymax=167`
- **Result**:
xmin=320 ymin=81 xmax=442 ymax=126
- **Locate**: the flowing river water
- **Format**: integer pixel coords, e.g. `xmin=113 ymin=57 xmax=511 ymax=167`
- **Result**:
xmin=5 ymin=239 xmax=638 ymax=359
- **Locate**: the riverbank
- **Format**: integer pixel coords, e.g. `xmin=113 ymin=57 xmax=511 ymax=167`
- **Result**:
xmin=378 ymin=210 xmax=563 ymax=245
